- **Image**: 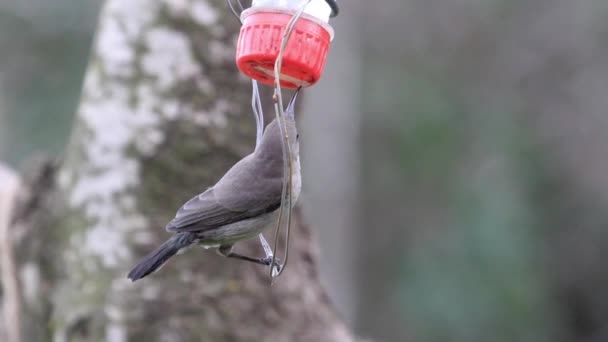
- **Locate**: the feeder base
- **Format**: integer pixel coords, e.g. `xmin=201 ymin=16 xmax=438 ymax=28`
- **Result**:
xmin=236 ymin=10 xmax=332 ymax=89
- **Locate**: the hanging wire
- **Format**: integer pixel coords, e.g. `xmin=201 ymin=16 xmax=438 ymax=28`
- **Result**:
xmin=269 ymin=0 xmax=312 ymax=280
xmin=226 ymin=0 xmax=244 ymax=23
xmin=236 ymin=0 xmax=245 ymax=12
xmin=326 ymin=0 xmax=340 ymax=17
xmin=225 ymin=0 xmax=265 ymax=148
xmin=251 ymin=79 xmax=264 ymax=147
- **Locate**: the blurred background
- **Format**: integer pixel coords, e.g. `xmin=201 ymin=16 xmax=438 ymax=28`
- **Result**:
xmin=2 ymin=0 xmax=608 ymax=341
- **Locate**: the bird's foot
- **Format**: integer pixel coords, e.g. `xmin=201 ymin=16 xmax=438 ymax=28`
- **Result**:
xmin=262 ymin=256 xmax=283 ymax=276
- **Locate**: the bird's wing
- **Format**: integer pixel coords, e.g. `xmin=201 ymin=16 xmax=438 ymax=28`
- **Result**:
xmin=166 ymin=155 xmax=283 ymax=232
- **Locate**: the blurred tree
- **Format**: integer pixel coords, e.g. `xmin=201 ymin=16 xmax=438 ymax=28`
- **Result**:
xmin=5 ymin=0 xmax=353 ymax=341
xmin=354 ymin=1 xmax=608 ymax=341
xmin=0 ymin=0 xmax=100 ymax=168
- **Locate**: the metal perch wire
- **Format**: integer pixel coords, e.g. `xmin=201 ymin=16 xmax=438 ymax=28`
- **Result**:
xmin=226 ymin=0 xmax=333 ymax=280
xmin=269 ymin=0 xmax=311 ymax=280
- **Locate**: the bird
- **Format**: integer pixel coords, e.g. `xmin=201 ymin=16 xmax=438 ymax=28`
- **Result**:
xmin=127 ymin=89 xmax=301 ymax=281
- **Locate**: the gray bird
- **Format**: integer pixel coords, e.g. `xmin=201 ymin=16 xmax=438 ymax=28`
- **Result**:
xmin=128 ymin=90 xmax=301 ymax=281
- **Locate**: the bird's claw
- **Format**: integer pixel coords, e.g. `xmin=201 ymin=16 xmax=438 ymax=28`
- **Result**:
xmin=262 ymin=256 xmax=282 ymax=277
xmin=271 ymin=261 xmax=282 ymax=277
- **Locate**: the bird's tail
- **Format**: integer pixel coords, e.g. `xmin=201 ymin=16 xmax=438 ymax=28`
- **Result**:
xmin=127 ymin=233 xmax=195 ymax=281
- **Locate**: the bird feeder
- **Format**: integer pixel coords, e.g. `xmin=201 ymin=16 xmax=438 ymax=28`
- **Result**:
xmin=236 ymin=0 xmax=338 ymax=89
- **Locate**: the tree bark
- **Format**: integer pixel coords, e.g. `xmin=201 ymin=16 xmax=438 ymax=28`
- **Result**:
xmin=0 ymin=165 xmax=22 ymax=342
xmin=6 ymin=0 xmax=353 ymax=341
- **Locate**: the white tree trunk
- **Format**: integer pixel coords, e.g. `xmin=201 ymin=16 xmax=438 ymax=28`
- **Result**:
xmin=0 ymin=165 xmax=22 ymax=342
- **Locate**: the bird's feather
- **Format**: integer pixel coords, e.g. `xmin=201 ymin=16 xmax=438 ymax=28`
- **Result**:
xmin=166 ymin=153 xmax=283 ymax=232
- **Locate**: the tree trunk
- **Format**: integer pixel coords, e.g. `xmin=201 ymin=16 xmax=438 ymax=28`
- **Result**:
xmin=7 ymin=0 xmax=353 ymax=340
xmin=0 ymin=165 xmax=22 ymax=342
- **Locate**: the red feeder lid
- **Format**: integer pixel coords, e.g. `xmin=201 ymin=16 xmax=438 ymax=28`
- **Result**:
xmin=236 ymin=9 xmax=333 ymax=89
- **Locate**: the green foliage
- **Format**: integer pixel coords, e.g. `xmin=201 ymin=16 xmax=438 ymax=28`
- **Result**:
xmin=396 ymin=108 xmax=556 ymax=341
xmin=361 ymin=59 xmax=559 ymax=341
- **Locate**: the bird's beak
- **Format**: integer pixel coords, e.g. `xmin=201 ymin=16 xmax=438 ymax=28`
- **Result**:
xmin=285 ymin=87 xmax=302 ymax=118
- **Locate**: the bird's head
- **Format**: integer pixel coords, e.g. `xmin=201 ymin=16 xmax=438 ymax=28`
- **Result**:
xmin=257 ymin=88 xmax=301 ymax=161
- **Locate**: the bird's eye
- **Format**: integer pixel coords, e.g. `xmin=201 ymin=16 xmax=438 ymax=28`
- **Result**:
xmin=296 ymin=134 xmax=300 ymax=140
